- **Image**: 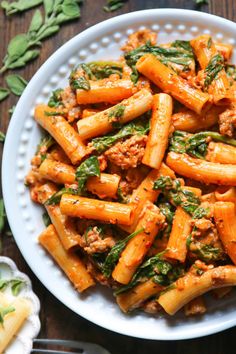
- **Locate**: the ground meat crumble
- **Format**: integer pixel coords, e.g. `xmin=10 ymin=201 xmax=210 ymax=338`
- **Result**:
xmin=105 ymin=135 xmax=147 ymax=169
xmin=219 ymin=106 xmax=236 ymax=137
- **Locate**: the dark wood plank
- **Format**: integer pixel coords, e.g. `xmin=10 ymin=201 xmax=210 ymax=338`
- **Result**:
xmin=1 ymin=1 xmax=236 ymax=353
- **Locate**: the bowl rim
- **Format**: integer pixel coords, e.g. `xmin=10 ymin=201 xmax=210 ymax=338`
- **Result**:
xmin=2 ymin=8 xmax=236 ymax=340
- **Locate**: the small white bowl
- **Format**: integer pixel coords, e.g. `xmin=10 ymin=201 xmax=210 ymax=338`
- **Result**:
xmin=0 ymin=257 xmax=40 ymax=354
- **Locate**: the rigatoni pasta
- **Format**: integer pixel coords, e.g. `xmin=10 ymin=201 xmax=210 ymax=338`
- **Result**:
xmin=26 ymin=29 xmax=236 ymax=319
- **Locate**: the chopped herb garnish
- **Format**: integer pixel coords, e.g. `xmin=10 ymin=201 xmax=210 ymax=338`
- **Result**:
xmin=103 ymin=0 xmax=126 ymax=12
xmin=42 ymin=211 xmax=51 ymax=227
xmin=75 ymin=156 xmax=100 ymax=195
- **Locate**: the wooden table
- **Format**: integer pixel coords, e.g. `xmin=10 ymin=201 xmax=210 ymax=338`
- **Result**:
xmin=0 ymin=1 xmax=235 ymax=353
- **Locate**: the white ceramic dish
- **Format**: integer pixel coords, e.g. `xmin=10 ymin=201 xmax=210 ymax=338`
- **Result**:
xmin=0 ymin=257 xmax=40 ymax=353
xmin=2 ymin=9 xmax=236 ymax=340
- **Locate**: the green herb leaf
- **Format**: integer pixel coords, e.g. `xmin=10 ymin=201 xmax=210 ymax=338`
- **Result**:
xmin=0 ymin=306 xmax=15 ymax=326
xmin=0 ymin=199 xmax=6 ymax=233
xmin=61 ymin=0 xmax=80 ymax=17
xmin=6 ymin=74 xmax=28 ymax=96
xmin=91 ymin=116 xmax=150 ymax=154
xmin=10 ymin=279 xmax=25 ymax=296
xmin=108 ymin=104 xmax=126 ymax=128
xmin=7 ymin=33 xmax=28 ymax=61
xmin=29 ymin=9 xmax=43 ymax=33
xmin=36 ymin=134 xmax=54 ymax=154
xmin=0 ymin=88 xmax=10 ymax=102
xmin=103 ymin=228 xmax=144 ymax=278
xmin=154 ymin=177 xmax=201 ymax=216
xmin=103 ymin=0 xmax=126 ymax=12
xmin=204 ymin=54 xmax=224 ymax=88
xmin=43 ymin=0 xmax=54 ymax=18
xmin=44 ymin=187 xmax=78 ymax=205
xmin=190 ymin=243 xmax=222 ymax=262
xmin=75 ymin=156 xmax=100 ymax=194
xmin=7 ymin=50 xmax=40 ymax=70
xmin=196 ymin=0 xmax=208 ymax=5
xmin=48 ymin=88 xmax=63 ymax=107
xmin=1 ymin=0 xmax=43 ymax=15
xmin=88 ymin=61 xmax=123 ymax=79
xmin=0 ymin=132 xmax=6 ymax=143
xmin=42 ymin=211 xmax=51 ymax=226
xmin=226 ymin=64 xmax=236 ymax=81
xmin=44 ymin=110 xmax=65 ymax=116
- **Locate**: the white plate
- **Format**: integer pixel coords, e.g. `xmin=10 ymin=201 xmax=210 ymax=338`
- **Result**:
xmin=0 ymin=257 xmax=40 ymax=353
xmin=2 ymin=9 xmax=236 ymax=340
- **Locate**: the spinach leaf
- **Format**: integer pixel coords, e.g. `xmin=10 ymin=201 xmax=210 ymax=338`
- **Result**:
xmin=102 ymin=228 xmax=144 ymax=278
xmin=188 ymin=238 xmax=222 ymax=263
xmin=169 ymin=130 xmax=236 ymax=159
xmin=69 ymin=63 xmax=91 ymax=91
xmin=204 ymin=54 xmax=224 ymax=88
xmin=42 ymin=211 xmax=51 ymax=227
xmin=153 ymin=177 xmax=201 ymax=216
xmin=44 ymin=187 xmax=78 ymax=205
xmin=158 ymin=202 xmax=175 ymax=237
xmin=108 ymin=104 xmax=126 ymax=128
xmin=124 ymin=41 xmax=194 ymax=83
xmin=75 ymin=156 xmax=100 ymax=194
xmin=91 ymin=116 xmax=150 ymax=154
xmin=226 ymin=64 xmax=236 ymax=81
xmin=115 ymin=251 xmax=184 ymax=295
xmin=88 ymin=61 xmax=123 ymax=79
xmin=48 ymin=88 xmax=63 ymax=107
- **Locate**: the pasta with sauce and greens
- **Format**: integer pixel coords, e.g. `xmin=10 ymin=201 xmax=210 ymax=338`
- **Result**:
xmin=26 ymin=29 xmax=236 ymax=316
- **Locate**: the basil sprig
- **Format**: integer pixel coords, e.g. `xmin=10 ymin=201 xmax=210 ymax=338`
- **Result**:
xmin=0 ymin=0 xmax=82 ymax=73
xmin=1 ymin=0 xmax=43 ymax=16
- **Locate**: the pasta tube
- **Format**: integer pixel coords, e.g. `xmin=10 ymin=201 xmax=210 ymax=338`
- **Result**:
xmin=77 ymin=88 xmax=153 ymax=140
xmin=34 ymin=105 xmax=87 ymax=164
xmin=172 ymin=106 xmax=222 ymax=133
xmin=136 ymin=54 xmax=210 ymax=115
xmin=76 ymin=79 xmax=134 ymax=104
xmin=158 ymin=265 xmax=236 ymax=315
xmin=39 ymin=159 xmax=120 ymax=199
xmin=120 ymin=163 xmax=175 ymax=233
xmin=214 ymin=202 xmax=236 ymax=265
xmin=112 ymin=202 xmax=165 ymax=284
xmin=215 ymin=43 xmax=233 ymax=61
xmin=206 ymin=142 xmax=236 ymax=164
xmin=191 ymin=35 xmax=233 ymax=105
xmin=39 ymin=224 xmax=95 ymax=292
xmin=0 ymin=296 xmax=31 ymax=353
xmin=166 ymin=152 xmax=236 ymax=186
xmin=37 ymin=183 xmax=81 ymax=250
xmin=60 ymin=194 xmax=134 ymax=225
xmin=165 ymin=207 xmax=192 ymax=263
xmin=142 ymin=93 xmax=173 ymax=169
xmin=116 ymin=279 xmax=163 ymax=313
xmin=215 ymin=187 xmax=236 ymax=203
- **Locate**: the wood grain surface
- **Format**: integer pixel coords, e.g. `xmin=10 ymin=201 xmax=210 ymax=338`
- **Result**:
xmin=0 ymin=1 xmax=236 ymax=353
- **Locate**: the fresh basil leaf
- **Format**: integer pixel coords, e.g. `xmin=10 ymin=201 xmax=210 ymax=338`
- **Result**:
xmin=75 ymin=156 xmax=100 ymax=194
xmin=7 ymin=49 xmax=40 ymax=70
xmin=103 ymin=0 xmax=126 ymax=12
xmin=6 ymin=74 xmax=28 ymax=96
xmin=43 ymin=0 xmax=54 ymax=17
xmin=29 ymin=9 xmax=43 ymax=33
xmin=45 ymin=187 xmax=78 ymax=205
xmin=0 ymin=88 xmax=10 ymax=102
xmin=7 ymin=33 xmax=28 ymax=60
xmin=61 ymin=0 xmax=80 ymax=17
xmin=0 ymin=306 xmax=15 ymax=326
xmin=1 ymin=0 xmax=43 ymax=15
xmin=103 ymin=228 xmax=144 ymax=278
